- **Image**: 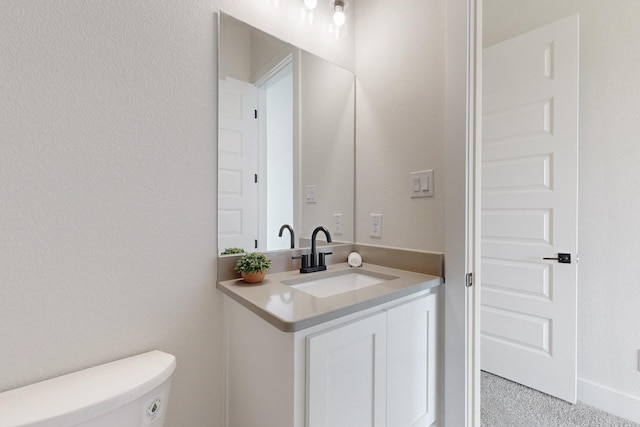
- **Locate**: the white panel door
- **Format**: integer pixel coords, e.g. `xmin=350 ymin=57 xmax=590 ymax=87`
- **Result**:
xmin=481 ymin=15 xmax=579 ymax=402
xmin=306 ymin=312 xmax=387 ymax=427
xmin=386 ymin=295 xmax=436 ymax=427
xmin=218 ymin=78 xmax=259 ymax=253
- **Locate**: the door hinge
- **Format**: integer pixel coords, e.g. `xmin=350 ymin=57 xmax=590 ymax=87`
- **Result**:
xmin=465 ymin=272 xmax=473 ymax=288
xmin=254 ymin=109 xmax=258 ymax=119
xmin=254 ymin=239 xmax=258 ymax=249
xmin=254 ymin=173 xmax=258 ymax=183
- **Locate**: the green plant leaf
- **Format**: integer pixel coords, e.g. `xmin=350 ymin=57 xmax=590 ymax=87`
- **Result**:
xmin=234 ymin=252 xmax=272 ymax=273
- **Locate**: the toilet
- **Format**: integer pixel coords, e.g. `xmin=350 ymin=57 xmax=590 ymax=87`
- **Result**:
xmin=0 ymin=350 xmax=176 ymax=427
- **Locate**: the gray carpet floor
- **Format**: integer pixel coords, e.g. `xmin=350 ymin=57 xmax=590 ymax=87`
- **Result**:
xmin=481 ymin=371 xmax=640 ymax=426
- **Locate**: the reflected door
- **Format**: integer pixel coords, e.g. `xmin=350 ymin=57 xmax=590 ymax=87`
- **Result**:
xmin=260 ymin=62 xmax=294 ymax=250
xmin=218 ymin=78 xmax=259 ymax=253
xmin=481 ymin=15 xmax=579 ymax=402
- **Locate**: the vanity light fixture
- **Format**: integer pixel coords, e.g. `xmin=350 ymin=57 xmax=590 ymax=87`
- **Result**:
xmin=327 ymin=0 xmax=347 ymax=38
xmin=333 ymin=0 xmax=346 ymax=26
xmin=300 ymin=0 xmax=317 ymax=23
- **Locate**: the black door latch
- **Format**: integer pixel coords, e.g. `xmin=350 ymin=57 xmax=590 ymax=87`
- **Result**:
xmin=543 ymin=253 xmax=571 ymax=264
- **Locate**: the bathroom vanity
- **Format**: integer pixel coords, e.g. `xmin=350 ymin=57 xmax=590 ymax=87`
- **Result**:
xmin=217 ymin=263 xmax=441 ymax=427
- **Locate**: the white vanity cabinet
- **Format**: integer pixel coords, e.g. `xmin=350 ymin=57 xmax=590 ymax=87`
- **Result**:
xmin=306 ymin=311 xmax=388 ymax=427
xmin=223 ymin=291 xmax=437 ymax=427
xmin=386 ymin=294 xmax=437 ymax=426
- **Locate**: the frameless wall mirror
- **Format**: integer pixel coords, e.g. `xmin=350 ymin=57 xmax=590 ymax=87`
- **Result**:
xmin=217 ymin=13 xmax=355 ymax=254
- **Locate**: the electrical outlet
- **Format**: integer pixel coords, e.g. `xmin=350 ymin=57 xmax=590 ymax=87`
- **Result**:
xmin=333 ymin=213 xmax=343 ymax=235
xmin=305 ymin=185 xmax=317 ymax=203
xmin=370 ymin=213 xmax=382 ymax=238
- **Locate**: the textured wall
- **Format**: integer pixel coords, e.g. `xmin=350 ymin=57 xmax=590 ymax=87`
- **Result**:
xmin=484 ymin=0 xmax=640 ymax=406
xmin=0 ymin=1 xmax=354 ymax=426
xmin=354 ymin=0 xmax=446 ymax=251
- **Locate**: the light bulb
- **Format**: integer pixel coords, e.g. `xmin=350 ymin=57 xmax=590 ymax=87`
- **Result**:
xmin=304 ymin=0 xmax=317 ymax=9
xmin=333 ymin=7 xmax=346 ymax=26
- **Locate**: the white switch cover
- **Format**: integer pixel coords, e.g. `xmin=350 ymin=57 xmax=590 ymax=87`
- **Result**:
xmin=370 ymin=214 xmax=382 ymax=238
xmin=410 ymin=170 xmax=434 ymax=198
xmin=412 ymin=175 xmax=421 ymax=192
xmin=305 ymin=185 xmax=317 ymax=203
xmin=333 ymin=213 xmax=343 ymax=235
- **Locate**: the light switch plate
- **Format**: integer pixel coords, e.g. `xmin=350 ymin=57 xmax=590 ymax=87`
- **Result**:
xmin=410 ymin=169 xmax=434 ymax=198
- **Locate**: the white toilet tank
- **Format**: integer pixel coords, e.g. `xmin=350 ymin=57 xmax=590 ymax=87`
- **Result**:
xmin=0 ymin=350 xmax=176 ymax=427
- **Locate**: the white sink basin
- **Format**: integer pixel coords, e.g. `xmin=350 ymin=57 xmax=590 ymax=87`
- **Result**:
xmin=283 ymin=269 xmax=398 ymax=298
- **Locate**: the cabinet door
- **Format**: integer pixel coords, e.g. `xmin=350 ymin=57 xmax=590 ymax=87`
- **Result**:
xmin=306 ymin=312 xmax=387 ymax=427
xmin=386 ymin=294 xmax=437 ymax=427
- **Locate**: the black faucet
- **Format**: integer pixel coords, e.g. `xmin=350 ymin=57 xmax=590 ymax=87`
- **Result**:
xmin=293 ymin=226 xmax=332 ymax=273
xmin=278 ymin=224 xmax=295 ymax=249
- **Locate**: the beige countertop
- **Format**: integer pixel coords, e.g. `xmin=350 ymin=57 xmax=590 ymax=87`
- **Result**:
xmin=217 ymin=262 xmax=442 ymax=332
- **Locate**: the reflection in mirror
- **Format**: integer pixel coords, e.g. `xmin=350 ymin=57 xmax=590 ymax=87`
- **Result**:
xmin=217 ymin=13 xmax=355 ymax=254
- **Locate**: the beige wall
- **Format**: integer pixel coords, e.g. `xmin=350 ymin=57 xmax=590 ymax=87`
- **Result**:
xmin=355 ymin=0 xmax=446 ymax=252
xmin=0 ymin=1 xmax=354 ymax=426
xmin=299 ymin=50 xmax=355 ymax=243
xmin=484 ymin=0 xmax=640 ymax=407
xmin=219 ymin=15 xmax=251 ymax=82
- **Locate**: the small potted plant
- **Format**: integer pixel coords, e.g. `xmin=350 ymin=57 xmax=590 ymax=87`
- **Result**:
xmin=221 ymin=247 xmax=246 ymax=255
xmin=234 ymin=252 xmax=272 ymax=284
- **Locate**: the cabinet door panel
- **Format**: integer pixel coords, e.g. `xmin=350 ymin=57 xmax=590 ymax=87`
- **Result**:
xmin=306 ymin=312 xmax=387 ymax=427
xmin=387 ymin=295 xmax=436 ymax=427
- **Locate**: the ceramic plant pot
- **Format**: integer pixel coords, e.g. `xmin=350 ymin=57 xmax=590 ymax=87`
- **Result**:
xmin=241 ymin=270 xmax=266 ymax=284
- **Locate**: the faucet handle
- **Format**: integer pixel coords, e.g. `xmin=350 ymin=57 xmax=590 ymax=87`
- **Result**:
xmin=318 ymin=252 xmax=332 ymax=267
xmin=292 ymin=254 xmax=309 ymax=269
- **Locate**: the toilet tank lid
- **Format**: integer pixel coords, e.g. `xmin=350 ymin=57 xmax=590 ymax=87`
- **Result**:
xmin=0 ymin=350 xmax=176 ymax=427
